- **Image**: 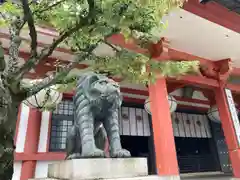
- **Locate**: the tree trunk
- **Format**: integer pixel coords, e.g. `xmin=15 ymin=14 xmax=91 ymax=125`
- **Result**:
xmin=0 ymin=98 xmax=20 ymax=180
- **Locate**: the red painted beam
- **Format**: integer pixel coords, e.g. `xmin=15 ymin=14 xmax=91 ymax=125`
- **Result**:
xmin=63 ymin=87 xmax=149 ymax=97
xmin=167 ymin=82 xmax=188 ymax=93
xmin=184 ymin=0 xmax=240 ymax=33
xmin=231 ymin=68 xmax=240 ymax=77
xmin=176 ymin=105 xmax=209 ymax=112
xmin=161 ymin=48 xmax=214 ymax=67
xmin=108 ymin=34 xmax=216 ymax=67
xmin=226 ymin=83 xmax=240 ymax=94
xmin=192 ymin=83 xmax=240 ymax=104
xmin=167 ymin=75 xmax=219 ymax=89
xmin=107 ymin=34 xmax=149 ymax=55
xmin=15 ymin=152 xmax=66 ymax=161
xmin=120 ymin=87 xmax=148 ymax=96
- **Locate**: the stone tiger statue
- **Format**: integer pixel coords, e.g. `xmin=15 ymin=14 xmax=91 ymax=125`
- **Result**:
xmin=66 ymin=72 xmax=131 ymax=159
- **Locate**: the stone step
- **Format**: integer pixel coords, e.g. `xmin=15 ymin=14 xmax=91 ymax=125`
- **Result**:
xmin=48 ymin=158 xmax=148 ymax=180
xmin=30 ymin=175 xmax=180 ymax=180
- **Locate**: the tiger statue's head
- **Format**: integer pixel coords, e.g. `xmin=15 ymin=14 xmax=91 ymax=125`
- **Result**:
xmin=76 ymin=72 xmax=122 ymax=108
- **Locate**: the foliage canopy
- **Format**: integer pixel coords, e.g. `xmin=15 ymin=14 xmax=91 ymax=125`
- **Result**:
xmin=0 ymin=0 xmax=198 ymax=92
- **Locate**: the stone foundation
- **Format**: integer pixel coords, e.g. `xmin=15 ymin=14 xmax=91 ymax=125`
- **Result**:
xmin=30 ymin=176 xmax=180 ymax=180
xmin=29 ymin=158 xmax=180 ymax=180
xmin=48 ymin=158 xmax=148 ymax=180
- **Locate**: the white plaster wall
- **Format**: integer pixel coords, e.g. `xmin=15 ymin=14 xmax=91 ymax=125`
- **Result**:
xmin=35 ymin=161 xmax=58 ymax=178
xmin=15 ymin=103 xmax=30 ymax=152
xmin=170 ymin=89 xmax=183 ymax=96
xmin=35 ymin=112 xmax=57 ymax=178
xmin=38 ymin=111 xmax=51 ymax=152
xmin=192 ymin=90 xmax=208 ymax=101
xmin=11 ymin=161 xmax=22 ymax=180
xmin=170 ymin=89 xmax=209 ymax=101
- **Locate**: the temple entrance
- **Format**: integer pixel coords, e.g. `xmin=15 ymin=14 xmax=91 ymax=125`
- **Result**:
xmin=118 ymin=104 xmax=223 ymax=174
xmin=175 ymin=137 xmax=220 ymax=173
xmin=118 ymin=103 xmax=156 ymax=174
xmin=172 ymin=112 xmax=221 ymax=173
xmin=209 ymin=120 xmax=232 ymax=173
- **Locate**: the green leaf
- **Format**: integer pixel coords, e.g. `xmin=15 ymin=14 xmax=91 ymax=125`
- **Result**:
xmin=2 ymin=0 xmax=192 ymax=103
xmin=0 ymin=19 xmax=8 ymax=27
xmin=0 ymin=1 xmax=22 ymax=16
xmin=121 ymin=28 xmax=132 ymax=40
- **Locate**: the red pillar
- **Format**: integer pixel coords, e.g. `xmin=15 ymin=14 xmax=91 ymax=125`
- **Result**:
xmin=20 ymin=108 xmax=42 ymax=180
xmin=215 ymin=82 xmax=240 ymax=178
xmin=149 ymin=78 xmax=179 ymax=177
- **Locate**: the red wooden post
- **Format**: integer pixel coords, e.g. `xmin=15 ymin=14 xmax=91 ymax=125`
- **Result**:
xmin=215 ymin=82 xmax=240 ymax=178
xmin=148 ymin=78 xmax=179 ymax=177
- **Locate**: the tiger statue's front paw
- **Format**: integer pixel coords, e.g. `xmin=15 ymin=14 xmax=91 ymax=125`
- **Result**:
xmin=110 ymin=149 xmax=131 ymax=158
xmin=81 ymin=148 xmax=106 ymax=158
xmin=66 ymin=153 xmax=81 ymax=160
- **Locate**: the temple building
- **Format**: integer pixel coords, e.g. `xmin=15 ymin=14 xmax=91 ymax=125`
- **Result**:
xmin=2 ymin=0 xmax=240 ymax=180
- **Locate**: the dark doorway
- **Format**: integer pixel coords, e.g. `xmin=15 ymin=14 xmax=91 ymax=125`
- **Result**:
xmin=121 ymin=136 xmax=148 ymax=156
xmin=175 ymin=137 xmax=221 ymax=173
xmin=121 ymin=135 xmax=155 ymax=174
xmin=209 ymin=120 xmax=232 ymax=173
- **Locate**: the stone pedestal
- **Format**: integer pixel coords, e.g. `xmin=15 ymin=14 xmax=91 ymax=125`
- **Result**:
xmin=48 ymin=158 xmax=148 ymax=180
xmin=29 ymin=158 xmax=180 ymax=180
xmin=30 ymin=176 xmax=180 ymax=180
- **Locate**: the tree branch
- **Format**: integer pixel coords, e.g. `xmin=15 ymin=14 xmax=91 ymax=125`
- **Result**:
xmin=3 ymin=17 xmax=23 ymax=76
xmin=21 ymin=0 xmax=37 ymax=57
xmin=103 ymin=40 xmax=121 ymax=52
xmin=22 ymin=25 xmax=122 ymax=97
xmin=0 ymin=12 xmax=7 ymax=20
xmin=12 ymin=0 xmax=97 ymax=81
xmin=33 ymin=0 xmax=66 ymax=15
xmin=26 ymin=62 xmax=76 ymax=97
xmin=25 ymin=50 xmax=94 ymax=97
xmin=0 ymin=42 xmax=6 ymax=72
xmin=87 ymin=0 xmax=95 ymax=14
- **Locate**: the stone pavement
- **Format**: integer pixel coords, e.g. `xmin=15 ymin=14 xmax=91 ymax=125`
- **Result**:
xmin=30 ymin=174 xmax=236 ymax=180
xmin=181 ymin=172 xmax=234 ymax=180
xmin=30 ymin=175 xmax=236 ymax=180
xmin=182 ymin=176 xmax=232 ymax=180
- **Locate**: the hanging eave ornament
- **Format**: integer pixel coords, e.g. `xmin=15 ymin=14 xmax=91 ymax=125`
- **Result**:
xmin=207 ymin=104 xmax=239 ymax=123
xmin=144 ymin=95 xmax=177 ymax=115
xmin=207 ymin=105 xmax=220 ymax=123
